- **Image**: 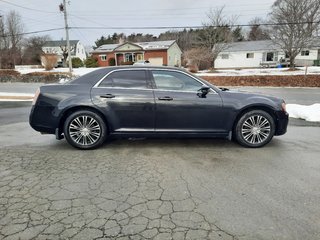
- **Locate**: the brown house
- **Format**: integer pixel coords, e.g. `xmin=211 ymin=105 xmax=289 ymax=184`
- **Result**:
xmin=91 ymin=40 xmax=182 ymax=67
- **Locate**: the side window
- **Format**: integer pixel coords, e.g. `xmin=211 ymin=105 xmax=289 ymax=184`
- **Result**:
xmin=99 ymin=70 xmax=148 ymax=89
xmin=151 ymin=70 xmax=203 ymax=91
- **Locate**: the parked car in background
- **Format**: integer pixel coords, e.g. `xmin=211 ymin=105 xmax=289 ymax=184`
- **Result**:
xmin=29 ymin=66 xmax=288 ymax=149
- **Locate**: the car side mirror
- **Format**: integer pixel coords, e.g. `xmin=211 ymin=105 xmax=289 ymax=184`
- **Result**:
xmin=197 ymin=86 xmax=210 ymax=98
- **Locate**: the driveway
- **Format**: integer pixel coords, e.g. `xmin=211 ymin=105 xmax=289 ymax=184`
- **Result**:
xmin=0 ymin=85 xmax=320 ymax=239
xmin=0 ymin=120 xmax=320 ymax=239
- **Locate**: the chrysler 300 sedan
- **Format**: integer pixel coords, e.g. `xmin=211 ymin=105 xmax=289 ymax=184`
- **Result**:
xmin=29 ymin=66 xmax=288 ymax=149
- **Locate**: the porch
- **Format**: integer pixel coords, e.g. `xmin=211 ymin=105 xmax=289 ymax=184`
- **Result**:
xmin=114 ymin=52 xmax=145 ymax=65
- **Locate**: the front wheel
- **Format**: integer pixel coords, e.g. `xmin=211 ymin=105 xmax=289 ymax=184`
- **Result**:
xmin=63 ymin=110 xmax=107 ymax=150
xmin=234 ymin=110 xmax=275 ymax=148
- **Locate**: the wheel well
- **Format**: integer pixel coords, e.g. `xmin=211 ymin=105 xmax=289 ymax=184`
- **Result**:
xmin=232 ymin=106 xmax=277 ymax=132
xmin=58 ymin=106 xmax=109 ymax=134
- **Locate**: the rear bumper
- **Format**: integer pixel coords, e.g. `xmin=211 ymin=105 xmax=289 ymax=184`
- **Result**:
xmin=275 ymin=110 xmax=289 ymax=136
xmin=29 ymin=105 xmax=57 ymax=135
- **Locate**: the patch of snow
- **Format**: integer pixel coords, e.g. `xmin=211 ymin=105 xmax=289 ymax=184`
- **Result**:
xmin=15 ymin=66 xmax=320 ymax=77
xmin=0 ymin=92 xmax=34 ymax=97
xmin=0 ymin=99 xmax=32 ymax=102
xmin=17 ymin=67 xmax=99 ymax=77
xmin=287 ymin=104 xmax=320 ymax=122
xmin=0 ymin=92 xmax=33 ymax=102
xmin=196 ymin=66 xmax=320 ymax=76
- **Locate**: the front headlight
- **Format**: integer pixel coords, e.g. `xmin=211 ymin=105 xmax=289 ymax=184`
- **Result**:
xmin=32 ymin=88 xmax=40 ymax=106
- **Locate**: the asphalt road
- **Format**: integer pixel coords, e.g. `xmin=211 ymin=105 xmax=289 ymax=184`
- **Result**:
xmin=0 ymin=122 xmax=320 ymax=240
xmin=0 ymin=85 xmax=320 ymax=239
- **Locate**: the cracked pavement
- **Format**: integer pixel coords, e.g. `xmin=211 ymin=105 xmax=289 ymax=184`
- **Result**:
xmin=0 ymin=122 xmax=320 ymax=239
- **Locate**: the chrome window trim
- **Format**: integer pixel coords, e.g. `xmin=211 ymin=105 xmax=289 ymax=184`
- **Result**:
xmin=93 ymin=68 xmax=218 ymax=94
xmin=93 ymin=86 xmax=154 ymax=91
xmin=93 ymin=68 xmax=149 ymax=88
xmin=150 ymin=69 xmax=218 ymax=94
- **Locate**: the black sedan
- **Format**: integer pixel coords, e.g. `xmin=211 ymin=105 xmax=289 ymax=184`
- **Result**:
xmin=29 ymin=66 xmax=288 ymax=149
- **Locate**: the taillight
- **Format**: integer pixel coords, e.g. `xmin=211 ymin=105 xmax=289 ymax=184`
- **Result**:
xmin=281 ymin=102 xmax=286 ymax=112
xmin=32 ymin=88 xmax=40 ymax=106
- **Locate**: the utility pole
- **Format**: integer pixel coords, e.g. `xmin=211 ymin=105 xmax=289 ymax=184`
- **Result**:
xmin=60 ymin=1 xmax=72 ymax=73
xmin=0 ymin=15 xmax=3 ymax=69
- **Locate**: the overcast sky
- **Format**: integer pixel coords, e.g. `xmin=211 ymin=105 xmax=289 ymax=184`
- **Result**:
xmin=0 ymin=0 xmax=275 ymax=47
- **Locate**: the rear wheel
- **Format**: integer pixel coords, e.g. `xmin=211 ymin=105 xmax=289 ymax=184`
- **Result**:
xmin=234 ymin=110 xmax=275 ymax=148
xmin=63 ymin=110 xmax=107 ymax=149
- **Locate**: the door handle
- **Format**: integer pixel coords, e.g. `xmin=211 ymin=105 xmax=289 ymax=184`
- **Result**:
xmin=100 ymin=94 xmax=115 ymax=99
xmin=158 ymin=96 xmax=173 ymax=101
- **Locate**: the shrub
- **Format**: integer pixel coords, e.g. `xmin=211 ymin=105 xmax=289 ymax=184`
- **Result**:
xmin=41 ymin=54 xmax=58 ymax=71
xmin=109 ymin=57 xmax=116 ymax=66
xmin=120 ymin=61 xmax=133 ymax=65
xmin=84 ymin=57 xmax=98 ymax=68
xmin=71 ymin=57 xmax=84 ymax=68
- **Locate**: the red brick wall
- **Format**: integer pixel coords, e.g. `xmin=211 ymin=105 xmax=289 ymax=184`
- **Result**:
xmin=93 ymin=50 xmax=168 ymax=67
xmin=92 ymin=53 xmax=115 ymax=67
xmin=144 ymin=50 xmax=168 ymax=65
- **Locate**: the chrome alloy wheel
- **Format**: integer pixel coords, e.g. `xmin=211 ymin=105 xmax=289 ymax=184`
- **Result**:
xmin=241 ymin=115 xmax=271 ymax=144
xmin=68 ymin=115 xmax=101 ymax=146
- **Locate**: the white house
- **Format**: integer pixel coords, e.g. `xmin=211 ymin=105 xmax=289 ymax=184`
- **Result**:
xmin=215 ymin=39 xmax=320 ymax=69
xmin=42 ymin=40 xmax=87 ymax=63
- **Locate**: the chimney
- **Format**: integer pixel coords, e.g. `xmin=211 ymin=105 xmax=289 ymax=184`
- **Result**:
xmin=119 ymin=37 xmax=125 ymax=44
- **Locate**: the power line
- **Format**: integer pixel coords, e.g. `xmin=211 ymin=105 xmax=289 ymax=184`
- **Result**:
xmin=0 ymin=28 xmax=64 ymax=37
xmin=1 ymin=21 xmax=320 ymax=38
xmin=0 ymin=0 xmax=57 ymax=14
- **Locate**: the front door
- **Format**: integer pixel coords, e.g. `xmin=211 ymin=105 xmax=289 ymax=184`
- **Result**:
xmin=91 ymin=69 xmax=155 ymax=132
xmin=150 ymin=70 xmax=226 ymax=133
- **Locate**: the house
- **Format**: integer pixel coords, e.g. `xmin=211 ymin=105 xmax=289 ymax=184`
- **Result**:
xmin=91 ymin=40 xmax=182 ymax=67
xmin=215 ymin=39 xmax=320 ymax=69
xmin=42 ymin=40 xmax=87 ymax=63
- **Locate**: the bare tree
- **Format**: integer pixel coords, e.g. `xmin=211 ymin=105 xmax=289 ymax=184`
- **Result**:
xmin=0 ymin=16 xmax=6 ymax=69
xmin=197 ymin=7 xmax=236 ymax=68
xmin=184 ymin=47 xmax=213 ymax=71
xmin=269 ymin=0 xmax=320 ymax=69
xmin=60 ymin=45 xmax=74 ymax=67
xmin=6 ymin=11 xmax=24 ymax=68
xmin=22 ymin=35 xmax=51 ymax=65
xmin=248 ymin=17 xmax=270 ymax=41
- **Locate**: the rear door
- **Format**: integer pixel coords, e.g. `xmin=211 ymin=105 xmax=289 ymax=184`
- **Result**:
xmin=91 ymin=69 xmax=155 ymax=132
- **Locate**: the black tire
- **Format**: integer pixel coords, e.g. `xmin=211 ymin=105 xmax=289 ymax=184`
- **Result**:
xmin=63 ymin=110 xmax=107 ymax=150
xmin=234 ymin=110 xmax=275 ymax=148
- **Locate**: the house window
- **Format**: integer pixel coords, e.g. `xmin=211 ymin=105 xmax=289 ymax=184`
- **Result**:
xmin=246 ymin=53 xmax=254 ymax=58
xmin=301 ymin=50 xmax=310 ymax=56
xmin=125 ymin=53 xmax=135 ymax=62
xmin=266 ymin=52 xmax=274 ymax=61
xmin=100 ymin=55 xmax=107 ymax=61
xmin=137 ymin=54 xmax=143 ymax=61
xmin=221 ymin=54 xmax=229 ymax=59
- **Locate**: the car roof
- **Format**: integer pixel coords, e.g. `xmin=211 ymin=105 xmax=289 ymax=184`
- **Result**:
xmin=69 ymin=66 xmax=220 ymax=91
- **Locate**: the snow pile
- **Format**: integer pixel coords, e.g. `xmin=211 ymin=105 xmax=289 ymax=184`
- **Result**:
xmin=287 ymin=104 xmax=320 ymax=122
xmin=196 ymin=66 xmax=320 ymax=76
xmin=0 ymin=92 xmax=34 ymax=102
xmin=17 ymin=67 xmax=98 ymax=76
xmin=16 ymin=66 xmax=320 ymax=77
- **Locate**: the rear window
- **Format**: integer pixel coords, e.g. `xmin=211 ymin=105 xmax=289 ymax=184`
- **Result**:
xmin=99 ymin=70 xmax=148 ymax=89
xmin=68 ymin=68 xmax=109 ymax=85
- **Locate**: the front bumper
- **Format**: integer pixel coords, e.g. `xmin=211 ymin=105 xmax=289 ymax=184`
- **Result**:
xmin=275 ymin=110 xmax=289 ymax=136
